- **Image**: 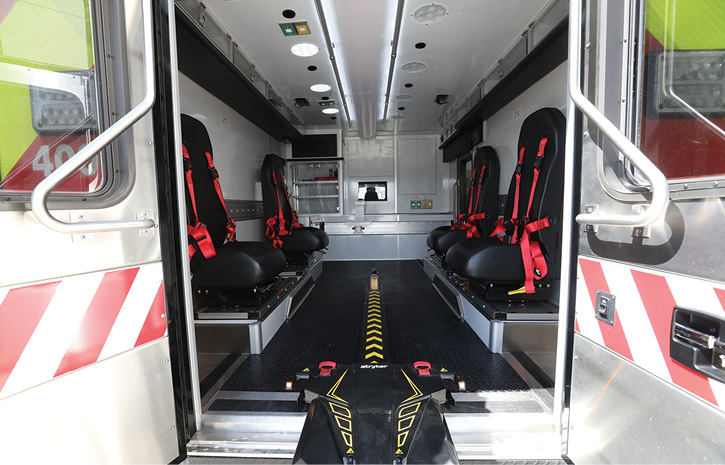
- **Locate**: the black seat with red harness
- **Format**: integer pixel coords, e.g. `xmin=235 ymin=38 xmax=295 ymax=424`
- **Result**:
xmin=445 ymin=108 xmax=565 ymax=299
xmin=262 ymin=154 xmax=329 ymax=255
xmin=427 ymin=146 xmax=499 ymax=255
xmin=182 ymin=115 xmax=285 ymax=293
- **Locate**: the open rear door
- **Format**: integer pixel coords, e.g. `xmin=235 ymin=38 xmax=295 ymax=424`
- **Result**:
xmin=565 ymin=0 xmax=725 ymax=462
xmin=0 ymin=0 xmax=184 ymax=462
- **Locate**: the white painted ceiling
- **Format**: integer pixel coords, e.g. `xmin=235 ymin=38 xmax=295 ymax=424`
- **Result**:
xmin=202 ymin=0 xmax=551 ymax=136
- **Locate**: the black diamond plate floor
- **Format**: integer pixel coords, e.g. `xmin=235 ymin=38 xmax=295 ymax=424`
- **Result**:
xmin=219 ymin=260 xmax=529 ymax=393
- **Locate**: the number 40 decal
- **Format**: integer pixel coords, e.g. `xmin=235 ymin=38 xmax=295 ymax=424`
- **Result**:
xmin=32 ymin=144 xmax=99 ymax=178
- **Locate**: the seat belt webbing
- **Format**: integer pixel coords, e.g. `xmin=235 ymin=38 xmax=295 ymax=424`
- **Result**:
xmin=183 ymin=144 xmax=216 ymax=261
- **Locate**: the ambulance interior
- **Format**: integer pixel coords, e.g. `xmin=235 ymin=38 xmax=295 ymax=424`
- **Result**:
xmin=175 ymin=0 xmax=570 ymax=459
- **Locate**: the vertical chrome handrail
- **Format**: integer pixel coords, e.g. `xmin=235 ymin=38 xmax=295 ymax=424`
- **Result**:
xmin=569 ymin=0 xmax=669 ymax=227
xmin=30 ymin=0 xmax=157 ymax=233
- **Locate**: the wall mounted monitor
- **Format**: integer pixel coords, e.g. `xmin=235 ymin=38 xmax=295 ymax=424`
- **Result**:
xmin=358 ymin=182 xmax=387 ymax=201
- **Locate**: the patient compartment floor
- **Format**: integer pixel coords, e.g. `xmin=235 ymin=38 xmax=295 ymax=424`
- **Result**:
xmin=218 ymin=260 xmax=529 ymax=394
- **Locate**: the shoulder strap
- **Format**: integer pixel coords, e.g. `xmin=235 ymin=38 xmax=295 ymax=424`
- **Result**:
xmin=203 ymin=151 xmax=236 ymax=242
xmin=183 ymin=144 xmax=216 ymax=260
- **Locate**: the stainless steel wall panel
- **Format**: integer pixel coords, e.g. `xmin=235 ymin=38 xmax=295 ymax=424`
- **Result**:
xmin=568 ymin=334 xmax=725 ymax=464
xmin=0 ymin=339 xmax=178 ymax=464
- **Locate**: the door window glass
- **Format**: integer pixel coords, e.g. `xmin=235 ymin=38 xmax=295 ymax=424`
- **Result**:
xmin=0 ymin=0 xmax=104 ymax=194
xmin=638 ymin=0 xmax=725 ymax=180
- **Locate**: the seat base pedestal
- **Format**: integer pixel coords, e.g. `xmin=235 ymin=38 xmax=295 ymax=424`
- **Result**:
xmin=467 ymin=280 xmax=552 ymax=301
xmin=194 ymin=280 xmax=278 ymax=309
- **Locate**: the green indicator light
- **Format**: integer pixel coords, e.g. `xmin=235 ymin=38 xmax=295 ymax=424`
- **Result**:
xmin=410 ymin=201 xmax=416 ymax=209
xmin=280 ymin=23 xmax=297 ymax=36
xmin=416 ymin=201 xmax=422 ymax=208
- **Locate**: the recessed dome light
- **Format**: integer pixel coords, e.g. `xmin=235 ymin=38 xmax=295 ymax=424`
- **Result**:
xmin=412 ymin=3 xmax=448 ymax=24
xmin=390 ymin=115 xmax=406 ymax=120
xmin=322 ymin=108 xmax=339 ymax=114
xmin=395 ymin=94 xmax=415 ymax=101
xmin=310 ymin=83 xmax=332 ymax=92
xmin=291 ymin=42 xmax=320 ymax=57
xmin=401 ymin=61 xmax=426 ymax=73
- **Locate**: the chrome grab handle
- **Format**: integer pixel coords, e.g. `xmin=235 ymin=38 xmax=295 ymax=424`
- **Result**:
xmin=673 ymin=322 xmax=722 ymax=351
xmin=30 ymin=0 xmax=156 ymax=234
xmin=569 ymin=0 xmax=669 ymax=227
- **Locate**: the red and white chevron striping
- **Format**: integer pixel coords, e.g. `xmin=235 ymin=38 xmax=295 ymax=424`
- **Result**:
xmin=0 ymin=263 xmax=166 ymax=399
xmin=576 ymin=256 xmax=725 ymax=409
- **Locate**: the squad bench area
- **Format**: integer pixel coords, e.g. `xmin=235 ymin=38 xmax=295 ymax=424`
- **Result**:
xmin=424 ymin=108 xmax=565 ymax=360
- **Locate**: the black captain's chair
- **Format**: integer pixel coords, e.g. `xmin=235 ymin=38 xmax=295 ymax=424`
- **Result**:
xmin=427 ymin=146 xmax=500 ymax=255
xmin=181 ymin=115 xmax=286 ymax=296
xmin=261 ymin=154 xmax=329 ymax=256
xmin=445 ymin=108 xmax=566 ymax=299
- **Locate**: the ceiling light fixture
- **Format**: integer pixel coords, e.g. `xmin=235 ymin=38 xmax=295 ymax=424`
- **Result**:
xmin=310 ymin=83 xmax=332 ymax=92
xmin=291 ymin=42 xmax=320 ymax=57
xmin=395 ymin=94 xmax=415 ymax=101
xmin=315 ymin=0 xmax=356 ymax=128
xmin=322 ymin=108 xmax=339 ymax=114
xmin=412 ymin=3 xmax=448 ymax=24
xmin=401 ymin=61 xmax=427 ymax=73
xmin=390 ymin=115 xmax=406 ymax=120
xmin=381 ymin=0 xmax=406 ymax=124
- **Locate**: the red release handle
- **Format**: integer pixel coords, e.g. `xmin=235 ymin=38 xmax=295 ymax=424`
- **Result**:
xmin=413 ymin=361 xmax=431 ymax=376
xmin=319 ymin=361 xmax=337 ymax=376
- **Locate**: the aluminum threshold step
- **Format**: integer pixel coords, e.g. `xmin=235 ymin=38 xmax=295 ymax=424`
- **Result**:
xmin=188 ymin=410 xmax=561 ymax=460
xmin=447 ymin=412 xmax=561 ymax=460
xmin=189 ymin=411 xmax=305 ymax=458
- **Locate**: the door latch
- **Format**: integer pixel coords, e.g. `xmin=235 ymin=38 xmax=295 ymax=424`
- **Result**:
xmin=671 ymin=307 xmax=725 ymax=383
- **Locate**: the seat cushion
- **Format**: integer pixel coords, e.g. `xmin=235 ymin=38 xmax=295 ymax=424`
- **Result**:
xmin=281 ymin=227 xmax=329 ymax=252
xmin=426 ymin=226 xmax=468 ymax=254
xmin=444 ymin=237 xmax=527 ymax=281
xmin=191 ymin=241 xmax=286 ymax=289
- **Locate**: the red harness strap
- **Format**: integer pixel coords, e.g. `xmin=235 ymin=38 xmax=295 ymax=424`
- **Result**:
xmin=517 ymin=137 xmax=549 ymax=293
xmin=265 ymin=170 xmax=303 ymax=248
xmin=203 ymin=151 xmax=237 ymax=243
xmin=265 ymin=172 xmax=287 ymax=248
xmin=461 ymin=165 xmax=488 ymax=238
xmin=280 ymin=173 xmax=303 ymax=229
xmin=183 ymin=145 xmax=216 ymax=260
xmin=452 ymin=168 xmax=478 ymax=230
xmin=490 ymin=147 xmax=526 ymax=242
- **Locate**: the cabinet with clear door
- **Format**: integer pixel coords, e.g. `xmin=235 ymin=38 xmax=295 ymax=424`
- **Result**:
xmin=287 ymin=159 xmax=343 ymax=216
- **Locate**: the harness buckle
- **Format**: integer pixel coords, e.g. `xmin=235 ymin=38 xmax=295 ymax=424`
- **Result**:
xmin=515 ymin=163 xmax=523 ymax=175
xmin=209 ymin=167 xmax=219 ymax=179
xmin=184 ymin=158 xmax=192 ymax=172
xmin=534 ymin=155 xmax=544 ymax=170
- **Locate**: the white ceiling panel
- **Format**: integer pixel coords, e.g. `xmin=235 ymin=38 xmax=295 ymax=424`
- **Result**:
xmin=200 ymin=0 xmax=554 ymax=135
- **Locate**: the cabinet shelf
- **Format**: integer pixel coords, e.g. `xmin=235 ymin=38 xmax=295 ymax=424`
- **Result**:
xmin=293 ymin=195 xmax=339 ymax=199
xmin=294 ymin=180 xmax=339 ymax=184
xmin=288 ymin=159 xmax=342 ymax=216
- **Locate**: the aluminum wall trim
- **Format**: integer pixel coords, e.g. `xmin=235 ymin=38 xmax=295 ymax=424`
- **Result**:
xmin=166 ymin=0 xmax=203 ymax=430
xmin=555 ymin=16 xmax=581 ymax=440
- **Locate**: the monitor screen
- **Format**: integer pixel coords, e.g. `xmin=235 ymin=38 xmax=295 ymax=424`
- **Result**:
xmin=358 ymin=182 xmax=387 ymax=201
